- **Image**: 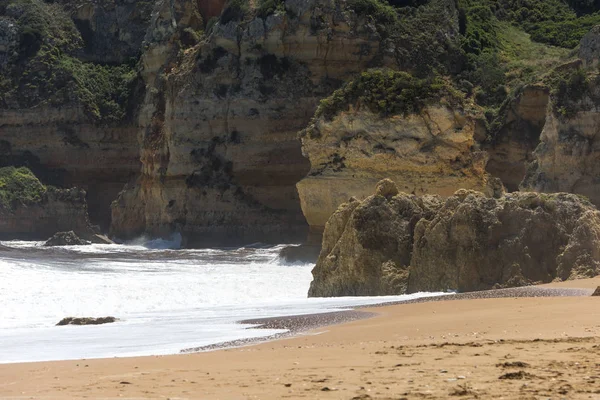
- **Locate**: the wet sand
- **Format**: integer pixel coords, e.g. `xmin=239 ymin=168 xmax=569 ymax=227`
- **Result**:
xmin=0 ymin=277 xmax=599 ymax=399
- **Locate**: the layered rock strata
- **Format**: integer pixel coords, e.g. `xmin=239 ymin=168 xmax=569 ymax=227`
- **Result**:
xmin=0 ymin=107 xmax=140 ymax=229
xmin=297 ymin=76 xmax=497 ymax=235
xmin=309 ymin=180 xmax=600 ymax=297
xmin=521 ymin=28 xmax=600 ymax=207
xmin=0 ymin=186 xmax=93 ymax=240
xmin=111 ymin=0 xmax=462 ymax=245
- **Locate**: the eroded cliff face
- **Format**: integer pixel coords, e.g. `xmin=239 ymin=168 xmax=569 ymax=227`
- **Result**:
xmin=0 ymin=167 xmax=93 ymax=240
xmin=0 ymin=106 xmax=140 ymax=229
xmin=485 ymin=86 xmax=549 ymax=192
xmin=521 ymin=28 xmax=600 ymax=206
xmin=309 ymin=180 xmax=600 ymax=297
xmin=0 ymin=0 xmax=148 ymax=229
xmin=297 ymin=104 xmax=496 ymax=233
xmin=110 ymin=0 xmax=441 ymax=245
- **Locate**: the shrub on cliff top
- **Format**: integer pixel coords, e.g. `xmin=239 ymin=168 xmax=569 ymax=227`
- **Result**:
xmin=315 ymin=69 xmax=465 ymax=120
xmin=0 ymin=166 xmax=46 ymax=210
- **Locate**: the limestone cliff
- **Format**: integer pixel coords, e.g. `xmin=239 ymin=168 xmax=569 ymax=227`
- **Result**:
xmin=484 ymin=85 xmax=549 ymax=192
xmin=309 ymin=180 xmax=600 ymax=297
xmin=0 ymin=0 xmax=147 ymax=229
xmin=520 ymin=28 xmax=600 ymax=206
xmin=297 ymin=70 xmax=497 ymax=234
xmin=0 ymin=167 xmax=94 ymax=240
xmin=110 ymin=0 xmax=463 ymax=246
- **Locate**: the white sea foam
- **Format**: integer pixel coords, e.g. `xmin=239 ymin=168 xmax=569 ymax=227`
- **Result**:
xmin=0 ymin=241 xmax=444 ymax=363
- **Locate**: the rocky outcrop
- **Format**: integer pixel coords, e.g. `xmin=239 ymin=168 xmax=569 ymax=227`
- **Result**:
xmin=44 ymin=231 xmax=90 ymax=246
xmin=520 ymin=74 xmax=600 ymax=206
xmin=56 ymin=316 xmax=117 ymax=326
xmin=308 ymin=180 xmax=442 ymax=297
xmin=110 ymin=0 xmax=463 ymax=246
xmin=0 ymin=0 xmax=145 ymax=229
xmin=309 ymin=180 xmax=600 ymax=297
xmin=579 ymin=25 xmax=600 ymax=69
xmin=409 ymin=190 xmax=600 ymax=292
xmin=593 ymin=286 xmax=600 ymax=296
xmin=521 ymin=29 xmax=600 ymax=207
xmin=297 ymin=71 xmax=497 ymax=236
xmin=0 ymin=186 xmax=93 ymax=240
xmin=54 ymin=0 xmax=154 ymax=64
xmin=0 ymin=167 xmax=94 ymax=240
xmin=0 ymin=107 xmax=140 ymax=229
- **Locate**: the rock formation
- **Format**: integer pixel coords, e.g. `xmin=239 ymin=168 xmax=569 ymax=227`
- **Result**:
xmin=56 ymin=316 xmax=117 ymax=326
xmin=297 ymin=71 xmax=498 ymax=236
xmin=0 ymin=0 xmax=145 ymax=229
xmin=592 ymin=286 xmax=600 ymax=296
xmin=309 ymin=180 xmax=600 ymax=297
xmin=44 ymin=231 xmax=90 ymax=246
xmin=484 ymin=86 xmax=549 ymax=192
xmin=521 ymin=29 xmax=600 ymax=207
xmin=0 ymin=167 xmax=94 ymax=240
xmin=110 ymin=0 xmax=463 ymax=246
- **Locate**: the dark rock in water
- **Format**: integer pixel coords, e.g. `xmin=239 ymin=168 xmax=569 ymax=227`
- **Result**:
xmin=309 ymin=179 xmax=600 ymax=297
xmin=44 ymin=231 xmax=91 ymax=246
xmin=56 ymin=317 xmax=117 ymax=326
xmin=592 ymin=286 xmax=600 ymax=296
xmin=279 ymin=245 xmax=321 ymax=264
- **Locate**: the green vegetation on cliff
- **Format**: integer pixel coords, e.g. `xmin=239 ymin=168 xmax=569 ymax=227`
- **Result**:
xmin=316 ymin=70 xmax=465 ymax=120
xmin=0 ymin=166 xmax=46 ymax=210
xmin=0 ymin=0 xmax=138 ymax=122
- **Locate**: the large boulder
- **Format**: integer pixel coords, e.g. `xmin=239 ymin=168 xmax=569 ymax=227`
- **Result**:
xmin=44 ymin=231 xmax=90 ymax=246
xmin=309 ymin=180 xmax=600 ymax=297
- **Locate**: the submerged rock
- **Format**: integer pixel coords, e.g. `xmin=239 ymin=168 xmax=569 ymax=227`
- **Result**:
xmin=44 ymin=231 xmax=90 ymax=246
xmin=56 ymin=317 xmax=117 ymax=326
xmin=309 ymin=180 xmax=600 ymax=297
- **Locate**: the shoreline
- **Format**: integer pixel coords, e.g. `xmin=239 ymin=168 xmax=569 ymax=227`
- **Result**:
xmin=1 ymin=277 xmax=598 ymax=399
xmin=183 ymin=285 xmax=593 ymax=354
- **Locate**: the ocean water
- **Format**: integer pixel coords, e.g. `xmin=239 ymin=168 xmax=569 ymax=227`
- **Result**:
xmin=0 ymin=240 xmax=443 ymax=364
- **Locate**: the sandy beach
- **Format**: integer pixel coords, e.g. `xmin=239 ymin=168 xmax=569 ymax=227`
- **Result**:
xmin=1 ymin=277 xmax=599 ymax=400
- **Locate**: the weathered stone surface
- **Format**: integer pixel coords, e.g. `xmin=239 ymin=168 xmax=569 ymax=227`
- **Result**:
xmin=579 ymin=25 xmax=600 ymax=68
xmin=308 ymin=181 xmax=442 ymax=297
xmin=485 ymin=86 xmax=549 ymax=192
xmin=520 ymin=85 xmax=600 ymax=207
xmin=409 ymin=191 xmax=600 ymax=293
xmin=54 ymin=0 xmax=154 ymax=64
xmin=0 ymin=106 xmax=140 ymax=229
xmin=110 ymin=0 xmax=407 ymax=245
xmin=309 ymin=181 xmax=600 ymax=297
xmin=0 ymin=187 xmax=94 ymax=240
xmin=56 ymin=316 xmax=117 ymax=326
xmin=298 ymin=105 xmax=495 ymax=235
xmin=44 ymin=231 xmax=90 ymax=246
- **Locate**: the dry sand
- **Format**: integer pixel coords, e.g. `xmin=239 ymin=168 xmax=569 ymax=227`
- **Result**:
xmin=1 ymin=277 xmax=599 ymax=399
